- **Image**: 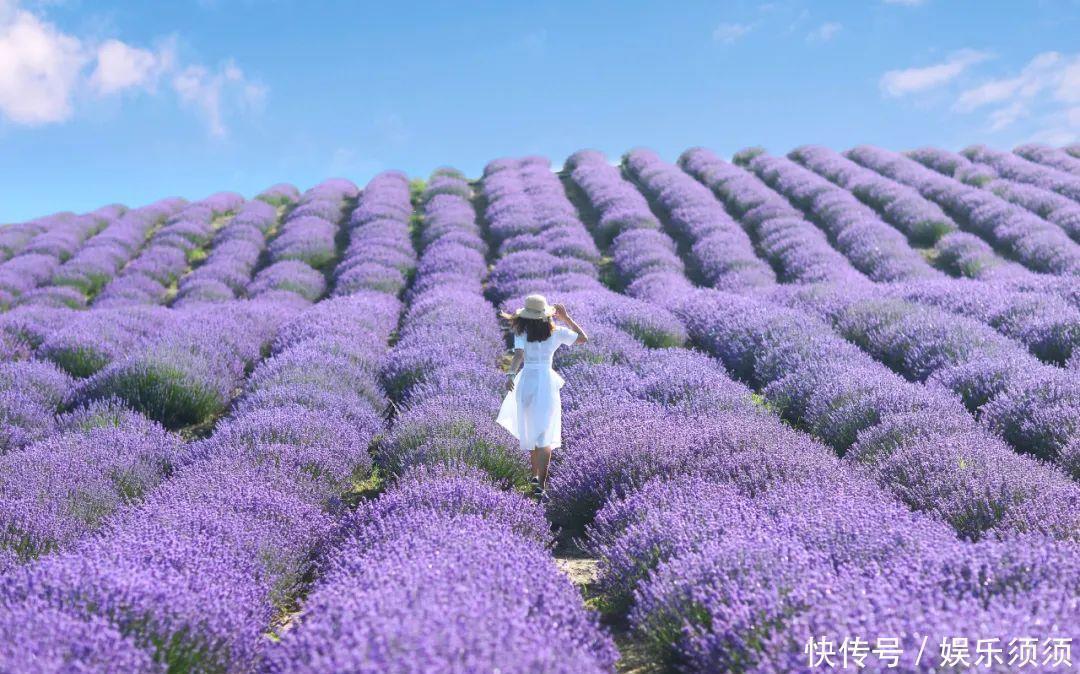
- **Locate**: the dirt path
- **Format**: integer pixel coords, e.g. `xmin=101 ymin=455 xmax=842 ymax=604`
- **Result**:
xmin=554 ymin=555 xmax=599 ymax=589
xmin=553 ymin=551 xmax=665 ymax=674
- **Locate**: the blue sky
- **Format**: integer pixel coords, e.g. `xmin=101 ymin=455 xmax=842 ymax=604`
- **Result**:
xmin=1 ymin=0 xmax=1078 ymax=221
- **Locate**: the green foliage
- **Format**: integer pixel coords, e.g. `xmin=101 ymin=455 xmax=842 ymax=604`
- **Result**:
xmin=382 ymin=419 xmax=530 ymax=490
xmin=256 ymin=193 xmax=292 ymax=208
xmin=47 ymin=345 xmax=112 ymax=378
xmin=86 ymin=361 xmax=225 ymax=430
xmin=733 ymin=146 xmax=766 ymax=166
xmin=408 ymin=178 xmax=427 ymax=204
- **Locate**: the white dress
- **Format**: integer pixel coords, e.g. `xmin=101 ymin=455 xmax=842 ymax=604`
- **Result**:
xmin=497 ymin=326 xmax=579 ymax=451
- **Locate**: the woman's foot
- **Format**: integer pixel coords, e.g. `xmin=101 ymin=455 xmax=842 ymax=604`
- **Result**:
xmin=530 ymin=476 xmax=542 ymax=497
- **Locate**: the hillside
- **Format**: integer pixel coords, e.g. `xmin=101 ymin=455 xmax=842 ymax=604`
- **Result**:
xmin=0 ymin=143 xmax=1078 ymax=672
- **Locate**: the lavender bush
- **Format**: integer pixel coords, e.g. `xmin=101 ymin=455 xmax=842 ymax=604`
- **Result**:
xmin=1 ymin=144 xmax=1077 ymax=672
xmin=679 ymin=147 xmax=867 ymax=284
xmin=849 ymin=145 xmax=1080 ymax=275
xmin=1015 ymin=143 xmax=1080 ymax=176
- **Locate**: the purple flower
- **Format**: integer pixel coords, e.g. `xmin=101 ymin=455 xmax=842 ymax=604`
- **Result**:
xmin=966 ymin=144 xmax=1080 ymax=203
xmin=848 ymin=145 xmax=1080 ymax=275
xmin=267 ymin=510 xmax=615 ymax=674
xmin=269 ymin=215 xmax=337 ymax=269
xmin=745 ymin=151 xmax=941 ymax=281
xmin=0 ymin=599 xmax=159 ymax=674
xmin=680 ymin=147 xmax=868 ymax=285
xmin=624 ymin=148 xmax=777 ymax=290
xmin=257 ymin=183 xmax=301 ymax=207
xmin=249 ymin=261 xmax=327 ymax=302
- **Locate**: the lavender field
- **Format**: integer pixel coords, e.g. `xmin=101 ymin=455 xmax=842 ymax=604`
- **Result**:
xmin=0 ymin=142 xmax=1079 ymax=673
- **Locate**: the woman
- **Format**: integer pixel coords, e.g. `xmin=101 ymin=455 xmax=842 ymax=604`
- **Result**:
xmin=496 ymin=294 xmax=588 ymax=500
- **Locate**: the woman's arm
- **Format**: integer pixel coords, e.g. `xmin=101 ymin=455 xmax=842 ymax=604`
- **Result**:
xmin=506 ymin=348 xmax=524 ymax=391
xmin=554 ymin=304 xmax=588 ymax=344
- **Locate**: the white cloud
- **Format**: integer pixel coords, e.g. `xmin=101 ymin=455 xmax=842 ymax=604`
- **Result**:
xmin=0 ymin=1 xmax=264 ymax=136
xmin=987 ymin=101 xmax=1027 ymax=131
xmin=0 ymin=5 xmax=86 ymax=124
xmin=807 ymin=22 xmax=842 ymax=43
xmin=1027 ymin=106 xmax=1080 ymax=146
xmin=881 ymin=46 xmax=1080 ymax=143
xmin=883 ymin=0 xmax=927 ymax=5
xmin=173 ymin=60 xmax=265 ymax=138
xmin=713 ymin=22 xmax=752 ymax=43
xmin=1057 ymin=59 xmax=1080 ymax=103
xmin=954 ymin=51 xmax=1064 ymax=112
xmin=956 ymin=52 xmax=1080 ymax=138
xmin=89 ymin=38 xmax=168 ymax=95
xmin=954 ymin=76 xmax=1022 ymax=111
xmin=879 ymin=49 xmax=990 ymax=97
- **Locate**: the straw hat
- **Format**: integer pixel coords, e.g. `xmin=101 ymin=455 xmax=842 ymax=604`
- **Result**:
xmin=515 ymin=294 xmax=556 ymax=320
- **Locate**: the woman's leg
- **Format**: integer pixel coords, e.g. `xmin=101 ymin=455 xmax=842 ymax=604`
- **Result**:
xmin=529 ymin=447 xmax=542 ymax=480
xmin=536 ymin=445 xmax=553 ymax=489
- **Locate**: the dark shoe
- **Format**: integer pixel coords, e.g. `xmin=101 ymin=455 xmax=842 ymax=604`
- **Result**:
xmin=530 ymin=477 xmax=542 ymax=497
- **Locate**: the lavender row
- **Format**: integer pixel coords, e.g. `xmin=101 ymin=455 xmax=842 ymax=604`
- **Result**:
xmin=256 ymin=183 xmax=302 ymax=207
xmin=483 ymin=156 xmax=685 ymax=352
xmin=746 ymin=151 xmax=940 ymax=280
xmin=772 ymin=284 xmax=1080 ymax=477
xmin=910 ymin=145 xmax=1080 ymax=245
xmin=609 ymin=151 xmax=1080 ymax=539
xmin=849 ymin=145 xmax=1080 ymax=275
xmin=675 ymin=147 xmax=868 ymax=284
xmin=266 ymin=180 xmax=354 ymax=270
xmin=332 ymin=171 xmax=415 ymax=297
xmin=51 ymin=199 xmax=185 ymax=304
xmin=71 ymin=299 xmax=302 ymax=429
xmin=877 ymin=278 xmax=1080 ymax=366
xmin=249 ymin=179 xmax=357 ymax=302
xmin=1015 ymin=143 xmax=1080 ymax=177
xmin=935 ymin=231 xmax=1038 ymax=279
xmin=174 ymin=195 xmax=285 ymax=305
xmin=93 ymin=193 xmax=243 ymax=307
xmin=0 ymin=214 xmax=65 ymax=262
xmin=789 ymin=144 xmax=959 ymax=246
xmin=674 ymin=287 xmax=1080 ymax=539
xmin=270 ymin=168 xmax=616 ymax=672
xmin=0 ymin=206 xmax=119 ymax=264
xmin=0 ymin=359 xmax=76 ymax=452
xmin=375 ymin=168 xmax=520 ymax=483
xmin=0 ymin=303 xmax=85 ymax=364
xmin=564 ymin=149 xmax=690 ymax=295
xmin=966 ymin=144 xmax=1080 ymax=203
xmin=617 ymin=148 xmax=778 ymax=290
xmin=606 ymin=470 xmax=1080 ymax=672
xmin=559 ymin=149 xmax=1080 ymax=670
xmin=987 ymin=177 xmax=1080 ymax=243
xmin=268 ymin=468 xmax=616 ymax=673
xmin=0 ymin=401 xmax=183 ymax=570
xmin=0 ymin=211 xmax=112 ymax=310
xmin=485 ymin=156 xmax=600 ymax=266
xmin=1 ymin=288 xmax=400 ymax=670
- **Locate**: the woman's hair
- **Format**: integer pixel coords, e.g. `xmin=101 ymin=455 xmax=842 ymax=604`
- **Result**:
xmin=503 ymin=313 xmax=554 ymax=343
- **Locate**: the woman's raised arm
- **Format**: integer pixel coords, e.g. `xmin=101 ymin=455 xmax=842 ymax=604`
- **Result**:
xmin=553 ymin=304 xmax=588 ymax=344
